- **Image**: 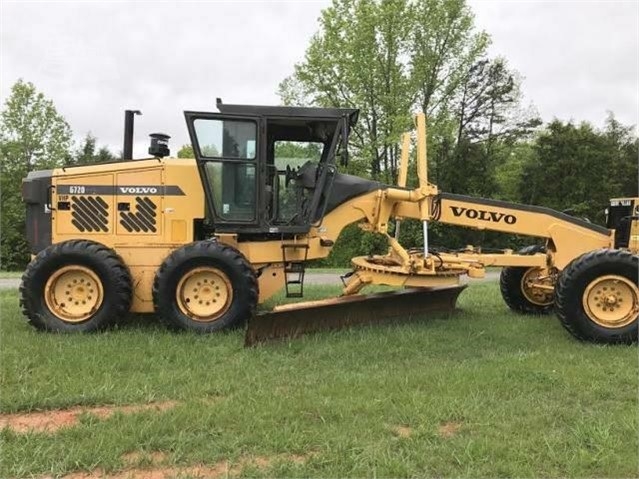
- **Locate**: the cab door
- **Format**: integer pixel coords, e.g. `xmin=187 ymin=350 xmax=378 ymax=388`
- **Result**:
xmin=184 ymin=112 xmax=262 ymax=232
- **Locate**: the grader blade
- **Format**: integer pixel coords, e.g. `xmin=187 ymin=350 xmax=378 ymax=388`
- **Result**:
xmin=245 ymin=285 xmax=466 ymax=346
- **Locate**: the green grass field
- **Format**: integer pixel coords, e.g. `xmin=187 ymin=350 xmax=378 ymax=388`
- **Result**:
xmin=1 ymin=283 xmax=637 ymax=478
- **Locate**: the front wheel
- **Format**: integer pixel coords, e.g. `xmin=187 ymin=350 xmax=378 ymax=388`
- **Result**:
xmin=555 ymin=249 xmax=638 ymax=343
xmin=152 ymin=241 xmax=258 ymax=333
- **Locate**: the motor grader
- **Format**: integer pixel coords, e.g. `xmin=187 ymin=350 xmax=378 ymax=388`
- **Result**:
xmin=20 ymin=101 xmax=639 ymax=344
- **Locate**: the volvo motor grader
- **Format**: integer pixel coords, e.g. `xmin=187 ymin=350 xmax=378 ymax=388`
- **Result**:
xmin=20 ymin=101 xmax=639 ymax=344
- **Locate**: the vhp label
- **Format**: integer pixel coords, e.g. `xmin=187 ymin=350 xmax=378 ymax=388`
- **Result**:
xmin=450 ymin=206 xmax=517 ymax=225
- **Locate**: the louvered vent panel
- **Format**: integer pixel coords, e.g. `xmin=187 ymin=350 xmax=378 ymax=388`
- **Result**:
xmin=70 ymin=196 xmax=109 ymax=233
xmin=119 ymin=196 xmax=157 ymax=233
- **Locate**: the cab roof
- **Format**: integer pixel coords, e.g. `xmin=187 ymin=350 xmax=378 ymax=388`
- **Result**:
xmin=216 ymin=99 xmax=359 ymax=126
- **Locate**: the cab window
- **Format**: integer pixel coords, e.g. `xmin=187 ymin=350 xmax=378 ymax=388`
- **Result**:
xmin=194 ymin=118 xmax=257 ymax=222
xmin=194 ymin=119 xmax=256 ymax=159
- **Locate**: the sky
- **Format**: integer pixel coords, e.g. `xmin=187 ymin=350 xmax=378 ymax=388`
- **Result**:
xmin=1 ymin=0 xmax=637 ymax=158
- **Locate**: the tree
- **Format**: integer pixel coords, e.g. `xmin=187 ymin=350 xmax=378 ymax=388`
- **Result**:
xmin=602 ymin=113 xmax=639 ymax=199
xmin=177 ymin=144 xmax=195 ymax=158
xmin=72 ymin=133 xmax=97 ymax=165
xmin=409 ymin=0 xmax=489 ymax=117
xmin=95 ymin=146 xmax=116 ymax=163
xmin=0 ymin=80 xmax=72 ymax=270
xmin=279 ymin=0 xmax=488 ymax=183
xmin=70 ymin=133 xmax=116 ymax=165
xmin=440 ymin=57 xmax=541 ymax=196
xmin=519 ymin=118 xmax=637 ymax=224
xmin=1 ymin=80 xmax=72 ymax=170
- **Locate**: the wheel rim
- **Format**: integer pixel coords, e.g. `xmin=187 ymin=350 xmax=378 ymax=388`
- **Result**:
xmin=520 ymin=268 xmax=554 ymax=306
xmin=44 ymin=265 xmax=104 ymax=323
xmin=176 ymin=267 xmax=233 ymax=322
xmin=582 ymin=275 xmax=639 ymax=328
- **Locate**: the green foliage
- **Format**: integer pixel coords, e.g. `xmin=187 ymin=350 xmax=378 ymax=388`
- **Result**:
xmin=280 ymin=0 xmax=489 ymax=183
xmin=435 ymin=57 xmax=541 ymax=196
xmin=0 ymin=79 xmax=72 ymax=170
xmin=180 ymin=143 xmax=220 ymax=158
xmin=312 ymin=223 xmax=387 ymax=267
xmin=69 ymin=133 xmax=116 ymax=166
xmin=274 ymin=141 xmax=322 ymax=161
xmin=520 ymin=117 xmax=638 ymax=224
xmin=0 ymin=80 xmax=72 ymax=270
xmin=177 ymin=144 xmax=195 ymax=158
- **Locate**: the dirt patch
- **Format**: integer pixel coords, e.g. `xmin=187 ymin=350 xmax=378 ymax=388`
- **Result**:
xmin=438 ymin=421 xmax=462 ymax=438
xmin=0 ymin=401 xmax=178 ymax=433
xmin=285 ymin=454 xmax=309 ymax=465
xmin=122 ymin=451 xmax=169 ymax=466
xmin=43 ymin=452 xmax=315 ymax=479
xmin=44 ymin=463 xmax=230 ymax=479
xmin=392 ymin=425 xmax=413 ymax=438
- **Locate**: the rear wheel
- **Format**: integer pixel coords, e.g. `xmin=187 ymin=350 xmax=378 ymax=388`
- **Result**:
xmin=20 ymin=240 xmax=132 ymax=332
xmin=555 ymin=249 xmax=638 ymax=343
xmin=153 ymin=241 xmax=258 ymax=333
xmin=500 ymin=245 xmax=554 ymax=315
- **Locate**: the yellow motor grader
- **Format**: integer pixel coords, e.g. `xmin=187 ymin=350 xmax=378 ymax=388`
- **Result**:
xmin=20 ymin=101 xmax=638 ymax=344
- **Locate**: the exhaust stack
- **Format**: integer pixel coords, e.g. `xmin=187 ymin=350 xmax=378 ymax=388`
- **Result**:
xmin=123 ymin=109 xmax=142 ymax=160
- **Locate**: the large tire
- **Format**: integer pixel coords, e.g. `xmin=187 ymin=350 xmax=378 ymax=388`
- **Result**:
xmin=20 ymin=240 xmax=133 ymax=332
xmin=152 ymin=241 xmax=258 ymax=333
xmin=555 ymin=249 xmax=638 ymax=344
xmin=500 ymin=245 xmax=554 ymax=315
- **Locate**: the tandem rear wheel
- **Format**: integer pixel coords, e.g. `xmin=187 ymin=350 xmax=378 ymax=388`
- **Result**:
xmin=20 ymin=240 xmax=133 ymax=332
xmin=152 ymin=241 xmax=259 ymax=333
xmin=500 ymin=245 xmax=554 ymax=315
xmin=555 ymin=249 xmax=638 ymax=344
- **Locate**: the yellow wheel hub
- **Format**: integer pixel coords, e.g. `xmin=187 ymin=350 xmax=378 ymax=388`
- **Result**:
xmin=44 ymin=265 xmax=104 ymax=323
xmin=521 ymin=268 xmax=554 ymax=306
xmin=583 ymin=275 xmax=639 ymax=328
xmin=176 ymin=267 xmax=233 ymax=322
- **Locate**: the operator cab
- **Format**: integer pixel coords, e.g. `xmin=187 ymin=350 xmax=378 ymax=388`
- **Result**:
xmin=184 ymin=100 xmax=368 ymax=237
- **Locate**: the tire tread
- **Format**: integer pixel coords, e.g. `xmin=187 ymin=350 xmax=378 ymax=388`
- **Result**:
xmin=152 ymin=240 xmax=258 ymax=332
xmin=555 ymin=248 xmax=638 ymax=343
xmin=20 ymin=240 xmax=132 ymax=332
xmin=499 ymin=245 xmax=552 ymax=315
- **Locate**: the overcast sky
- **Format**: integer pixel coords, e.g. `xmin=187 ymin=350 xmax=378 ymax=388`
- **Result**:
xmin=1 ymin=0 xmax=637 ymax=158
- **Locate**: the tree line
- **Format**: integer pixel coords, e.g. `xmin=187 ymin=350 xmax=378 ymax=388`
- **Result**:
xmin=1 ymin=0 xmax=637 ymax=270
xmin=279 ymin=0 xmax=638 ymax=264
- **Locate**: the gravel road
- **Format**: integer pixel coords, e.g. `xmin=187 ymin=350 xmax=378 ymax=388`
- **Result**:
xmin=0 ymin=278 xmax=21 ymax=290
xmin=0 ymin=270 xmax=500 ymax=290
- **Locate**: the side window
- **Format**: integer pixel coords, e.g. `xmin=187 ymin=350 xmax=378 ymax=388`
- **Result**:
xmin=194 ymin=118 xmax=257 ymax=222
xmin=204 ymin=162 xmax=256 ymax=221
xmin=272 ymin=141 xmax=324 ymax=224
xmin=273 ymin=141 xmax=322 ymax=169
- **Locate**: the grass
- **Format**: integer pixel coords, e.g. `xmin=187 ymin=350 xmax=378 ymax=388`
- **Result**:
xmin=0 ymin=283 xmax=637 ymax=478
